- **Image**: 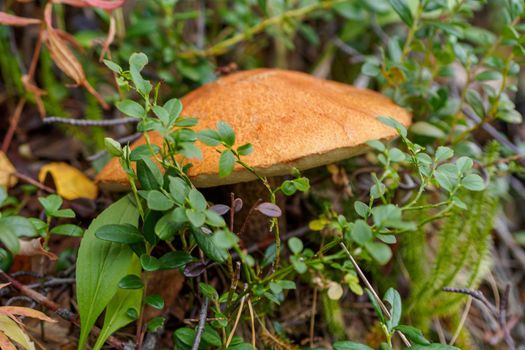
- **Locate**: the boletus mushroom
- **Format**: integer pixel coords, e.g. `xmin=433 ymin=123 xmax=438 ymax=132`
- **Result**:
xmin=96 ymin=68 xmax=411 ymax=240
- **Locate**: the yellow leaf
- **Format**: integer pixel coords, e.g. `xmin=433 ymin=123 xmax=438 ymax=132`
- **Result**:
xmin=0 ymin=314 xmax=34 ymax=350
xmin=0 ymin=151 xmax=17 ymax=188
xmin=309 ymin=219 xmax=328 ymax=231
xmin=38 ymin=162 xmax=98 ymax=200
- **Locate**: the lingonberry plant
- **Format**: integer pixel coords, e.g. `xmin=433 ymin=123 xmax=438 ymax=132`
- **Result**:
xmin=72 ymin=48 xmax=497 ymax=349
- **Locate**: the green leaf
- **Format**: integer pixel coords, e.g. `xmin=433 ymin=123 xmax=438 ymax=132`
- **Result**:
xmin=288 ymin=237 xmax=303 ymax=254
xmin=365 ymin=288 xmax=385 ymax=323
xmin=159 ymin=251 xmax=193 ymax=270
xmin=136 ymin=157 xmax=163 ymax=190
xmin=461 ymin=174 xmax=485 ymax=191
xmin=219 ymin=150 xmax=235 ymax=177
xmin=237 ymin=143 xmax=253 ymax=156
xmin=377 ymin=116 xmax=407 ymax=137
xmin=50 ymin=224 xmax=84 ymax=237
xmin=333 ymin=341 xmax=374 ymax=350
xmin=129 ymin=144 xmax=161 ymax=161
xmin=104 ymin=137 xmax=123 ymax=157
xmin=147 ymin=316 xmax=165 ymax=332
xmin=118 ymin=274 xmax=144 ymax=289
xmin=435 ymin=146 xmax=454 ymax=162
xmin=188 ymin=189 xmax=207 ymax=211
xmin=475 ymin=70 xmax=502 ymax=81
xmin=0 ymin=223 xmax=20 ymax=254
xmin=387 ymin=0 xmax=414 ymax=26
xmin=186 ymin=209 xmax=206 ymax=227
xmin=140 ymin=254 xmax=161 ymax=271
xmin=0 ymin=216 xmax=38 ymax=237
xmin=205 ymin=210 xmax=226 ymax=227
xmin=129 ymin=53 xmax=152 ymax=95
xmin=351 ymin=220 xmax=373 ymax=245
xmin=365 ymin=241 xmax=392 ymax=265
xmin=147 ymin=190 xmax=174 ymax=211
xmin=52 ymin=208 xmax=76 ymax=218
xmin=95 ymin=224 xmax=144 ymax=244
xmin=410 ymin=121 xmax=446 ymax=138
xmin=407 ymin=345 xmax=460 ymax=350
xmin=202 ymin=326 xmax=221 ymax=346
xmin=217 ymin=121 xmax=235 ymax=146
xmin=76 ymin=196 xmax=139 ymax=349
xmin=197 ymin=129 xmax=222 ymax=146
xmin=394 ymin=325 xmax=430 ymax=345
xmin=456 ymin=156 xmax=473 ymax=173
xmin=38 ymin=194 xmax=63 ymax=215
xmin=169 ymin=176 xmax=190 ymax=205
xmin=212 ymin=229 xmax=239 ymax=249
xmin=155 ymin=208 xmax=187 ymax=240
xmin=93 ymin=257 xmax=142 ymax=350
xmin=384 ymin=288 xmax=401 ymax=331
xmin=466 ymin=89 xmax=485 ymax=118
xmin=174 ymin=328 xmax=196 ymax=348
xmin=115 ymin=99 xmax=145 ymax=118
xmin=152 ymin=105 xmax=170 ymax=124
xmin=199 ymin=282 xmax=219 ymax=300
xmin=192 ymin=228 xmax=228 ymax=263
xmin=103 ymin=60 xmax=122 ymax=73
xmin=164 ymin=98 xmax=183 ymax=120
xmin=145 ymin=294 xmax=165 ymax=310
xmin=354 ymin=201 xmax=370 ymax=218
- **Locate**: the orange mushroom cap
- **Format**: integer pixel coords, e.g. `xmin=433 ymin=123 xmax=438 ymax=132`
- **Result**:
xmin=96 ymin=68 xmax=411 ymax=190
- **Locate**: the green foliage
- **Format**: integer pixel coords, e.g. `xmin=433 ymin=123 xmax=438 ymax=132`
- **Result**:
xmin=76 ymin=196 xmax=139 ymax=349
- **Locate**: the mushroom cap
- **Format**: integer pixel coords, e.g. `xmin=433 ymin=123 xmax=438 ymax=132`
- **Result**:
xmin=97 ymin=68 xmax=411 ymax=190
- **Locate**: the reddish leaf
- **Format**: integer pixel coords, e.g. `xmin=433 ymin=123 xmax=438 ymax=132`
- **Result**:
xmin=43 ymin=4 xmax=109 ymax=109
xmin=0 ymin=12 xmax=40 ymax=26
xmin=53 ymin=0 xmax=126 ymax=10
xmin=256 ymin=202 xmax=282 ymax=218
xmin=233 ymin=198 xmax=243 ymax=212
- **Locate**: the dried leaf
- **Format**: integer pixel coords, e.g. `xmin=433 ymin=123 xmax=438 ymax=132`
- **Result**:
xmin=43 ymin=4 xmax=108 ymax=109
xmin=0 ymin=151 xmax=17 ymax=188
xmin=18 ymin=238 xmax=58 ymax=261
xmin=38 ymin=162 xmax=98 ymax=200
xmin=0 ymin=314 xmax=34 ymax=350
xmin=0 ymin=307 xmax=56 ymax=323
xmin=0 ymin=12 xmax=40 ymax=26
xmin=0 ymin=330 xmax=18 ymax=350
xmin=256 ymin=202 xmax=282 ymax=218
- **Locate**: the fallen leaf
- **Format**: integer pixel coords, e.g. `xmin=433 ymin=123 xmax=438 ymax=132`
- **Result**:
xmin=0 ymin=151 xmax=17 ymax=188
xmin=99 ymin=14 xmax=116 ymax=60
xmin=0 ymin=12 xmax=40 ymax=26
xmin=18 ymin=239 xmax=58 ymax=261
xmin=38 ymin=162 xmax=98 ymax=200
xmin=0 ymin=307 xmax=56 ymax=323
xmin=0 ymin=314 xmax=34 ymax=350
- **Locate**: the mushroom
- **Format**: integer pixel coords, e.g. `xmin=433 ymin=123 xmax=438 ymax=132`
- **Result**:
xmin=96 ymin=68 xmax=411 ymax=239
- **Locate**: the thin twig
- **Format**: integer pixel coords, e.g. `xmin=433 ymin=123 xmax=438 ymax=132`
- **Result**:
xmin=226 ymin=285 xmax=248 ymax=347
xmin=339 ymin=242 xmax=411 ymax=347
xmin=12 ymin=172 xmax=55 ymax=193
xmin=191 ymin=297 xmax=209 ymax=350
xmin=449 ymin=296 xmax=472 ymax=345
xmin=247 ymin=298 xmax=256 ymax=349
xmin=43 ymin=116 xmax=139 ymax=126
